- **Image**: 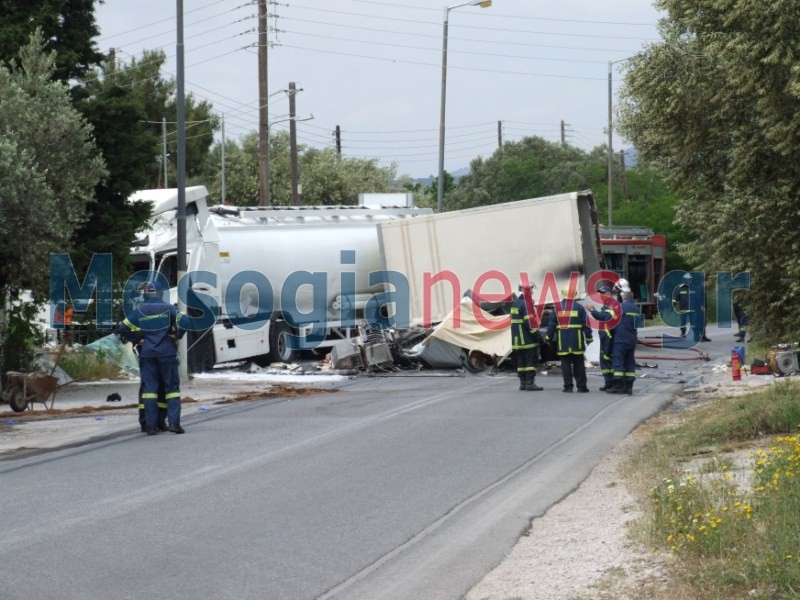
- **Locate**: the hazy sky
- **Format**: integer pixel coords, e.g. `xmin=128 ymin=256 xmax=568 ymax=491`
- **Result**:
xmin=94 ymin=0 xmax=663 ymax=179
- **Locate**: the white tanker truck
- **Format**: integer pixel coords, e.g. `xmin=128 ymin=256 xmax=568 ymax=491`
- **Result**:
xmin=128 ymin=187 xmax=433 ymax=372
xmin=128 ymin=186 xmax=603 ymax=372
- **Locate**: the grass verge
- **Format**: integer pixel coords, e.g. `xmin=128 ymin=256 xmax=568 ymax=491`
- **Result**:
xmin=623 ymin=381 xmax=800 ymax=600
xmin=57 ymin=348 xmax=128 ymax=380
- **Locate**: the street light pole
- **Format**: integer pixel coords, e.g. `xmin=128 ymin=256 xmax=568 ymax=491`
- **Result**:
xmin=437 ymin=0 xmax=492 ymax=213
xmin=607 ymin=60 xmax=614 ymax=227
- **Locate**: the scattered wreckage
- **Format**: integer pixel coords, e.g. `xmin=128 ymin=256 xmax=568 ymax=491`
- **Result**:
xmin=126 ymin=187 xmax=603 ymax=374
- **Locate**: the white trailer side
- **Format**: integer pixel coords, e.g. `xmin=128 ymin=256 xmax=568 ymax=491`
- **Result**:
xmin=377 ymin=191 xmax=603 ymax=326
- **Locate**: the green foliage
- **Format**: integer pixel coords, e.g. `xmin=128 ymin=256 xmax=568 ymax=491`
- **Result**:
xmin=627 ymin=382 xmax=800 ymax=598
xmin=0 ymin=31 xmax=106 ymax=298
xmin=202 ymin=131 xmax=261 ymax=205
xmin=0 ymin=296 xmax=45 ymax=374
xmin=71 ymin=61 xmax=158 ymax=280
xmin=0 ymin=0 xmax=103 ymax=81
xmin=446 ymin=136 xmax=592 ymax=210
xmin=617 ymin=0 xmax=800 ymax=344
xmin=58 ymin=347 xmax=126 ymax=381
xmin=202 ymin=131 xmax=399 ymax=206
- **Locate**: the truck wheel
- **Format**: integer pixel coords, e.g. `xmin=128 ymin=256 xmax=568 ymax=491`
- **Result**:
xmin=267 ymin=320 xmax=296 ymax=363
xmin=187 ymin=330 xmax=215 ymax=373
xmin=8 ymin=387 xmax=27 ymax=412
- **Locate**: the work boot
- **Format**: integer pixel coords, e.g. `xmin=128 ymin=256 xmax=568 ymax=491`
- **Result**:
xmin=157 ymin=420 xmax=169 ymax=432
xmin=525 ymin=375 xmax=543 ymax=391
xmin=168 ymin=424 xmax=185 ymax=434
xmin=606 ymin=381 xmax=625 ymax=394
xmin=140 ymin=422 xmax=147 ymax=433
xmin=625 ymin=381 xmax=634 ymax=396
xmin=145 ymin=427 xmax=158 ymax=436
xmin=577 ymin=386 xmax=589 ymax=393
xmin=518 ymin=375 xmax=526 ymax=391
xmin=562 ymin=385 xmax=573 ymax=393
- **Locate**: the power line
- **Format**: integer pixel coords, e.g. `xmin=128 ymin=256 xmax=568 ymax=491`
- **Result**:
xmin=346 ymin=0 xmax=657 ymax=27
xmin=280 ymin=45 xmax=606 ymax=81
xmin=282 ymin=16 xmax=644 ymax=55
xmin=281 ymin=29 xmax=608 ymax=65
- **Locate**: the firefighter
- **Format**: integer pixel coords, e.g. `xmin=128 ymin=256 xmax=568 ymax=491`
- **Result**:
xmin=673 ymin=273 xmax=691 ymax=337
xmin=546 ymin=286 xmax=593 ymax=393
xmin=510 ymin=280 xmax=543 ymax=391
xmin=117 ymin=286 xmax=169 ymax=432
xmin=607 ymin=290 xmax=642 ymax=395
xmin=117 ymin=282 xmax=188 ymax=435
xmin=587 ymin=285 xmax=618 ymax=391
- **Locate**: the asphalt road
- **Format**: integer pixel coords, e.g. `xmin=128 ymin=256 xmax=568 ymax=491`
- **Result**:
xmin=0 ymin=370 xmax=676 ymax=600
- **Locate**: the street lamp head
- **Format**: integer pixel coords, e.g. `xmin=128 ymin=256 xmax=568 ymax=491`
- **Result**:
xmin=448 ymin=0 xmax=492 ymax=11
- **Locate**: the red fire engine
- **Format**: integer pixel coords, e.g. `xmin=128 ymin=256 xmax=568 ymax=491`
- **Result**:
xmin=599 ymin=226 xmax=667 ymax=318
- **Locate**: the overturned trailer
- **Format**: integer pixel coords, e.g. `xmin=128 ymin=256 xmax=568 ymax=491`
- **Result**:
xmin=378 ymin=190 xmax=603 ymax=326
xmin=377 ymin=191 xmax=603 ymax=368
xmin=127 ymin=188 xmax=602 ymax=372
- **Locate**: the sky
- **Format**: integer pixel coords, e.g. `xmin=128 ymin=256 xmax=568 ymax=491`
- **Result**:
xmin=94 ymin=0 xmax=664 ymax=180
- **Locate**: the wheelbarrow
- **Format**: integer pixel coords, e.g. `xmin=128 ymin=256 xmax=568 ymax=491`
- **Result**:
xmin=1 ymin=339 xmax=69 ymax=412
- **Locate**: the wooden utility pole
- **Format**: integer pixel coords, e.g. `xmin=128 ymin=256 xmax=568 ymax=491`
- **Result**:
xmin=335 ymin=125 xmax=341 ymax=155
xmin=560 ymin=120 xmax=566 ymax=145
xmin=497 ymin=120 xmax=503 ymax=149
xmin=619 ymin=149 xmax=629 ymax=200
xmin=258 ymin=0 xmax=269 ymax=206
xmin=289 ymin=82 xmax=299 ymax=206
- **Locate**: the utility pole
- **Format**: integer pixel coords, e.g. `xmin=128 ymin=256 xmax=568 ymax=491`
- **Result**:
xmin=162 ymin=117 xmax=168 ymax=187
xmin=221 ymin=114 xmax=226 ymax=204
xmin=607 ymin=60 xmax=614 ymax=226
xmin=176 ymin=0 xmax=188 ymax=381
xmin=289 ymin=82 xmax=299 ymax=206
xmin=619 ymin=149 xmax=629 ymax=200
xmin=560 ymin=120 xmax=566 ymax=145
xmin=497 ymin=120 xmax=502 ymax=149
xmin=335 ymin=125 xmax=341 ymax=155
xmin=258 ymin=0 xmax=269 ymax=206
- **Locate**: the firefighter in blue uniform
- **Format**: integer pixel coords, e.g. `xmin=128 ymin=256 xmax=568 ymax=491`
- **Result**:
xmin=607 ymin=290 xmax=642 ymax=395
xmin=672 ymin=273 xmax=691 ymax=337
xmin=587 ymin=285 xmax=618 ymax=391
xmin=510 ymin=281 xmax=543 ymax=391
xmin=117 ymin=287 xmax=169 ymax=433
xmin=117 ymin=282 xmax=188 ymax=435
xmin=546 ymin=286 xmax=593 ymax=393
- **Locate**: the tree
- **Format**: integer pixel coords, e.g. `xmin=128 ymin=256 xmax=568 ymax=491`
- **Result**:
xmin=70 ymin=71 xmax=156 ymax=282
xmin=201 ymin=131 xmax=398 ymax=206
xmin=202 ymin=132 xmax=261 ymax=205
xmin=70 ymin=50 xmax=219 ymax=286
xmin=0 ymin=0 xmax=103 ymax=81
xmin=617 ymin=0 xmax=800 ymax=342
xmin=0 ymin=33 xmax=106 ymax=371
xmin=102 ymin=50 xmax=218 ymax=186
xmin=445 ymin=136 xmax=592 ymax=210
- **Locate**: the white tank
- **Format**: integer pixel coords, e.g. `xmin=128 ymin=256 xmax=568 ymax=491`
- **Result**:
xmin=198 ymin=204 xmax=433 ymax=326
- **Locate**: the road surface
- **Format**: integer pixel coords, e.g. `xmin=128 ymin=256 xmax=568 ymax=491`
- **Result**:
xmin=0 ymin=370 xmax=675 ymax=600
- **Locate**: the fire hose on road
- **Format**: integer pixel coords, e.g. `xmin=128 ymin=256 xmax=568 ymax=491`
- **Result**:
xmin=636 ymin=335 xmax=710 ymax=362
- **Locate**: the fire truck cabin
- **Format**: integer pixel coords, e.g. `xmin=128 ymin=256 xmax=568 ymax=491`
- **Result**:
xmin=599 ymin=226 xmax=667 ymax=318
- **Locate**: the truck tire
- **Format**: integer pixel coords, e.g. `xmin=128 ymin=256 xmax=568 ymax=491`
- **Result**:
xmin=187 ymin=329 xmax=216 ymax=373
xmin=267 ymin=320 xmax=295 ymax=363
xmin=8 ymin=386 xmax=27 ymax=413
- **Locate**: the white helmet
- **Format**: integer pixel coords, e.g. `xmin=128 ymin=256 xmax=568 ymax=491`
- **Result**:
xmin=615 ymin=278 xmax=631 ymax=293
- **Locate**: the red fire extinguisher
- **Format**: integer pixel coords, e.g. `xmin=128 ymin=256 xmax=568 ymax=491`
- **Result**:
xmin=731 ymin=351 xmax=742 ymax=381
